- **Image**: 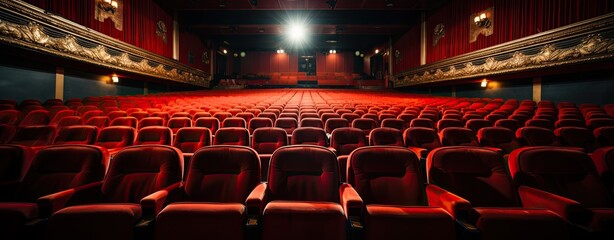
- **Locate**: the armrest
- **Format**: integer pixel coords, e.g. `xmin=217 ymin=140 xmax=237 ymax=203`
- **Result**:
xmin=140 ymin=182 xmax=182 ymax=217
xmin=483 ymin=147 xmax=504 ymax=155
xmin=246 ymin=182 xmax=267 ymax=216
xmin=425 ymin=184 xmax=472 ymax=220
xmin=339 ymin=183 xmax=363 ymax=218
xmin=517 ymin=186 xmax=592 ymax=225
xmin=407 ymin=146 xmax=427 ymax=159
xmin=327 ymin=147 xmax=338 ymax=156
xmin=37 ymin=181 xmax=102 ymax=217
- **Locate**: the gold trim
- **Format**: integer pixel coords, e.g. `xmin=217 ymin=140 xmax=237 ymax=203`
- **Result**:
xmin=0 ymin=1 xmax=210 ymax=87
xmin=394 ymin=13 xmax=614 ymax=87
xmin=95 ymin=0 xmax=123 ymax=31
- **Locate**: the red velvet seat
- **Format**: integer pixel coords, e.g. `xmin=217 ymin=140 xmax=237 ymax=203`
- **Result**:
xmin=525 ymin=119 xmax=554 ymax=130
xmin=49 ymin=110 xmax=76 ymax=126
xmin=135 ymin=126 xmax=173 ymax=146
xmin=555 ymin=119 xmax=586 ymax=128
xmin=555 ymin=127 xmax=600 ymax=153
xmin=222 ymin=117 xmax=247 ymax=129
xmin=107 ymin=110 xmax=128 ymax=121
xmin=325 ymin=118 xmax=349 ymax=134
xmin=137 ymin=117 xmax=165 ymax=130
xmin=0 ymin=124 xmax=16 ymax=144
xmin=403 ymin=127 xmax=441 ymax=159
xmin=436 ymin=119 xmax=464 ymax=132
xmin=478 ymin=127 xmax=521 ymax=154
xmin=427 ymin=146 xmax=569 ymax=240
xmin=167 ymin=117 xmax=192 ymax=134
xmin=0 ymin=145 xmax=108 ymax=240
xmin=214 ymin=127 xmax=250 ymax=146
xmin=340 ymin=113 xmax=360 ymax=124
xmin=248 ymin=145 xmax=346 ymax=240
xmin=592 ymin=147 xmax=614 ymax=195
xmin=494 ymin=119 xmax=521 ymax=132
xmin=110 ymin=116 xmax=138 ymax=129
xmin=290 ymin=127 xmax=328 ymax=147
xmin=516 ymin=126 xmax=557 ymax=146
xmin=94 ymin=126 xmax=135 ymax=155
xmin=56 ymin=116 xmax=83 ymax=128
xmin=194 ymin=117 xmax=220 ymax=135
xmin=299 ymin=117 xmax=324 ymax=128
xmin=84 ymin=116 xmax=110 ymax=128
xmin=155 ymin=146 xmax=260 ymax=240
xmin=439 ymin=127 xmax=479 ymax=146
xmin=19 ymin=110 xmax=50 ymax=127
xmin=594 ymin=127 xmax=614 ymax=146
xmin=53 ymin=125 xmax=98 ymax=145
xmin=369 ymin=127 xmax=404 ymax=147
xmin=275 ymin=117 xmax=298 ymax=135
xmin=236 ymin=112 xmax=255 ymax=123
xmin=380 ymin=118 xmax=406 ymax=131
xmin=252 ymin=127 xmax=287 ymax=181
xmin=213 ymin=112 xmax=234 ymax=123
xmin=345 ymin=146 xmax=455 ymax=240
xmin=587 ymin=118 xmax=614 ymax=130
xmin=9 ymin=125 xmax=56 ymax=147
xmin=409 ymin=118 xmax=435 ymax=129
xmin=248 ymin=117 xmax=273 ymax=134
xmin=465 ymin=119 xmax=493 ymax=133
xmin=0 ymin=145 xmax=34 ymax=188
xmin=352 ymin=118 xmax=377 ymax=136
xmin=46 ymin=145 xmax=182 ymax=240
xmin=329 ymin=127 xmax=367 ymax=182
xmin=81 ymin=110 xmax=104 ymax=122
xmin=129 ymin=111 xmax=149 ymax=121
xmin=509 ymin=147 xmax=614 ymax=237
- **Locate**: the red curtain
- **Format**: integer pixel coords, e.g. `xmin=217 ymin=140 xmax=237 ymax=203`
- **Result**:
xmin=426 ymin=0 xmax=614 ymax=64
xmin=23 ymin=0 xmax=174 ymax=58
xmin=392 ymin=24 xmax=421 ymax=74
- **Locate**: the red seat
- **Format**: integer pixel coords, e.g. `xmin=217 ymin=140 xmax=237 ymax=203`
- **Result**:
xmin=465 ymin=119 xmax=493 ymax=133
xmin=110 ymin=116 xmax=138 ymax=129
xmin=150 ymin=112 xmax=171 ymax=122
xmin=380 ymin=118 xmax=406 ymax=131
xmin=56 ymin=116 xmax=83 ymax=128
xmin=81 ymin=110 xmax=104 ymax=122
xmin=19 ymin=110 xmax=50 ymax=127
xmin=478 ymin=127 xmax=521 ymax=154
xmin=0 ymin=145 xmax=108 ymax=239
xmin=592 ymin=147 xmax=614 ymax=195
xmin=214 ymin=127 xmax=250 ymax=146
xmin=84 ymin=116 xmax=110 ymax=128
xmin=53 ymin=125 xmax=98 ymax=145
xmin=222 ymin=117 xmax=247 ymax=128
xmin=9 ymin=125 xmax=56 ymax=147
xmin=252 ymin=127 xmax=288 ymax=181
xmin=436 ymin=119 xmax=464 ymax=132
xmin=138 ymin=117 xmax=165 ymax=130
xmin=516 ymin=126 xmax=557 ymax=146
xmin=290 ymin=127 xmax=328 ymax=147
xmin=509 ymin=147 xmax=613 ymax=236
xmin=329 ymin=127 xmax=367 ymax=182
xmin=340 ymin=113 xmax=360 ymax=124
xmin=248 ymin=117 xmax=273 ymax=134
xmin=325 ymin=118 xmax=349 ymax=134
xmin=594 ymin=127 xmax=614 ymax=146
xmin=236 ymin=112 xmax=255 ymax=123
xmin=299 ymin=117 xmax=324 ymax=129
xmin=525 ymin=119 xmax=554 ymax=130
xmin=439 ymin=127 xmax=479 ymax=146
xmin=129 ymin=111 xmax=149 ymax=120
xmin=94 ymin=126 xmax=135 ymax=154
xmin=555 ymin=119 xmax=586 ymax=128
xmin=248 ymin=146 xmax=346 ymax=240
xmin=587 ymin=118 xmax=614 ymax=130
xmin=494 ymin=119 xmax=521 ymax=132
xmin=404 ymin=127 xmax=441 ymax=159
xmin=427 ymin=146 xmax=569 ymax=240
xmin=213 ymin=112 xmax=234 ymax=123
xmin=369 ymin=127 xmax=404 ymax=147
xmin=155 ymin=146 xmax=260 ymax=240
xmin=135 ymin=126 xmax=173 ymax=145
xmin=0 ymin=124 xmax=16 ymax=144
xmin=46 ymin=145 xmax=182 ymax=240
xmin=555 ymin=127 xmax=600 ymax=152
xmin=345 ymin=146 xmax=455 ymax=240
xmin=49 ymin=110 xmax=76 ymax=126
xmin=352 ymin=118 xmax=377 ymax=136
xmin=167 ymin=117 xmax=192 ymax=134
xmin=194 ymin=117 xmax=220 ymax=135
xmin=409 ymin=118 xmax=435 ymax=129
xmin=275 ymin=117 xmax=298 ymax=135
xmin=0 ymin=144 xmax=34 ymax=186
xmin=107 ymin=110 xmax=128 ymax=121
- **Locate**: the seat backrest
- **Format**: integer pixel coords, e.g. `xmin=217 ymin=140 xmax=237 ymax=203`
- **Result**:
xmin=440 ymin=127 xmax=479 ymax=146
xmin=478 ymin=127 xmax=520 ymax=154
xmin=252 ymin=127 xmax=288 ymax=154
xmin=81 ymin=110 xmax=104 ymax=122
xmin=56 ymin=116 xmax=83 ymax=128
xmin=436 ymin=119 xmax=464 ymax=132
xmin=340 ymin=113 xmax=360 ymax=124
xmin=348 ymin=146 xmax=423 ymax=205
xmin=107 ymin=110 xmax=128 ymax=121
xmin=213 ymin=127 xmax=250 ymax=146
xmin=516 ymin=126 xmax=556 ymax=146
xmin=49 ymin=110 xmax=76 ymax=126
xmin=330 ymin=127 xmax=367 ymax=155
xmin=173 ymin=127 xmax=212 ymax=153
xmin=267 ymin=145 xmax=339 ymax=202
xmin=427 ymin=146 xmax=519 ymax=207
xmin=555 ymin=127 xmax=599 ymax=152
xmin=275 ymin=117 xmax=299 ymax=134
xmin=54 ymin=125 xmax=99 ymax=145
xmin=494 ymin=119 xmax=521 ymax=132
xmin=19 ymin=110 xmax=50 ymax=127
xmin=84 ymin=116 xmax=110 ymax=128
xmin=94 ymin=126 xmax=135 ymax=149
xmin=554 ymin=119 xmax=585 ymax=128
xmin=213 ymin=112 xmax=233 ymax=123
xmin=184 ymin=146 xmax=260 ymax=202
xmin=236 ymin=112 xmax=255 ymax=123
xmin=194 ymin=117 xmax=220 ymax=134
xmin=509 ymin=147 xmax=612 ymax=208
xmin=409 ymin=118 xmax=435 ymax=129
xmin=592 ymin=146 xmax=614 ymax=195
xmin=587 ymin=118 xmax=614 ymax=130
xmin=10 ymin=125 xmax=57 ymax=147
xmin=352 ymin=118 xmax=377 ymax=135
xmin=290 ymin=127 xmax=328 ymax=146
xmin=101 ymin=145 xmax=182 ymax=203
xmin=381 ymin=118 xmax=406 ymax=131
xmin=299 ymin=117 xmax=324 ymax=128
xmin=0 ymin=145 xmax=34 ymax=183
xmin=465 ymin=119 xmax=493 ymax=134
xmin=19 ymin=145 xmax=108 ymax=202
xmin=0 ymin=124 xmax=16 ymax=144
xmin=167 ymin=117 xmax=192 ymax=133
xmin=222 ymin=117 xmax=247 ymax=128
xmin=248 ymin=117 xmax=273 ymax=134
xmin=138 ymin=117 xmax=165 ymax=130
xmin=135 ymin=126 xmax=173 ymax=145
xmin=369 ymin=127 xmax=404 ymax=147
xmin=325 ymin=118 xmax=349 ymax=134
xmin=525 ymin=119 xmax=554 ymax=130
xmin=110 ymin=116 xmax=138 ymax=128
xmin=403 ymin=127 xmax=442 ymax=151
xmin=594 ymin=126 xmax=614 ymax=146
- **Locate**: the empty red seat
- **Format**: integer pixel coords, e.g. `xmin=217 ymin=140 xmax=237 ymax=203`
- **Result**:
xmin=290 ymin=127 xmax=328 ymax=147
xmin=516 ymin=126 xmax=557 ymax=146
xmin=9 ymin=125 xmax=56 ymax=147
xmin=275 ymin=117 xmax=298 ymax=135
xmin=0 ymin=145 xmax=108 ymax=239
xmin=94 ymin=126 xmax=135 ymax=154
xmin=555 ymin=119 xmax=586 ymax=128
xmin=525 ymin=119 xmax=554 ymax=130
xmin=214 ymin=127 xmax=250 ymax=146
xmin=252 ymin=127 xmax=287 ymax=180
xmin=509 ymin=147 xmax=613 ymax=236
xmin=53 ymin=125 xmax=98 ymax=145
xmin=248 ymin=145 xmax=346 ymax=240
xmin=222 ymin=117 xmax=247 ymax=128
xmin=167 ymin=117 xmax=192 ymax=134
xmin=369 ymin=127 xmax=404 ymax=147
xmin=19 ymin=110 xmax=50 ymax=127
xmin=46 ymin=145 xmax=182 ymax=240
xmin=84 ymin=116 xmax=110 ymax=128
xmin=299 ymin=117 xmax=324 ymax=128
xmin=345 ymin=146 xmax=455 ymax=240
xmin=49 ymin=110 xmax=76 ymax=126
xmin=110 ymin=116 xmax=138 ymax=128
xmin=0 ymin=124 xmax=16 ymax=144
xmin=403 ymin=127 xmax=441 ymax=159
xmin=478 ymin=127 xmax=521 ymax=154
xmin=248 ymin=117 xmax=273 ymax=134
xmin=428 ymin=146 xmax=569 ymax=240
xmin=56 ymin=116 xmax=83 ymax=128
xmin=81 ymin=110 xmax=104 ymax=122
xmin=465 ymin=119 xmax=493 ymax=133
xmin=138 ymin=117 xmax=165 ymax=129
xmin=555 ymin=127 xmax=600 ymax=152
xmin=352 ymin=118 xmax=377 ymax=136
xmin=409 ymin=118 xmax=435 ymax=129
xmin=107 ymin=110 xmax=128 ymax=121
xmin=194 ymin=117 xmax=220 ymax=135
xmin=439 ymin=127 xmax=479 ymax=146
xmin=150 ymin=112 xmax=171 ymax=122
xmin=594 ymin=127 xmax=614 ymax=146
xmin=340 ymin=113 xmax=360 ymax=124
xmin=129 ymin=111 xmax=149 ymax=120
xmin=236 ymin=112 xmax=255 ymax=123
xmin=213 ymin=112 xmax=233 ymax=123
xmin=135 ymin=126 xmax=173 ymax=145
xmin=155 ymin=146 xmax=260 ymax=240
xmin=436 ymin=119 xmax=464 ymax=132
xmin=325 ymin=118 xmax=349 ymax=134
xmin=0 ymin=144 xmax=34 ymax=185
xmin=592 ymin=147 xmax=614 ymax=195
xmin=380 ymin=118 xmax=406 ymax=131
xmin=494 ymin=119 xmax=522 ymax=132
xmin=587 ymin=118 xmax=614 ymax=130
xmin=329 ymin=127 xmax=367 ymax=182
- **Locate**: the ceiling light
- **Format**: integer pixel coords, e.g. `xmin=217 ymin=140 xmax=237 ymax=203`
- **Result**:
xmin=240 ymin=51 xmax=246 ymax=57
xmin=111 ymin=75 xmax=119 ymax=83
xmin=277 ymin=49 xmax=285 ymax=54
xmin=375 ymin=49 xmax=380 ymax=54
xmin=355 ymin=51 xmax=360 ymax=56
xmin=481 ymin=79 xmax=488 ymax=88
xmin=288 ymin=22 xmax=308 ymax=43
xmin=329 ymin=49 xmax=336 ymax=54
xmin=222 ymin=49 xmax=228 ymax=54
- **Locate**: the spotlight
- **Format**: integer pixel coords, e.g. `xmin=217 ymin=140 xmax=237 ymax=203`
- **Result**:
xmin=233 ymin=53 xmax=238 ymax=57
xmin=240 ymin=51 xmax=246 ymax=57
xmin=288 ymin=22 xmax=307 ymax=43
xmin=355 ymin=51 xmax=360 ymax=56
xmin=277 ymin=49 xmax=285 ymax=54
xmin=111 ymin=75 xmax=119 ymax=83
xmin=326 ymin=0 xmax=337 ymax=9
xmin=222 ymin=49 xmax=228 ymax=54
xmin=481 ymin=79 xmax=488 ymax=88
xmin=375 ymin=49 xmax=380 ymax=54
xmin=360 ymin=53 xmax=364 ymax=57
xmin=328 ymin=50 xmax=336 ymax=54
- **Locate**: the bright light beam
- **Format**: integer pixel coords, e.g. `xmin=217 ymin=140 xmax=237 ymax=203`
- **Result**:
xmin=286 ymin=18 xmax=309 ymax=45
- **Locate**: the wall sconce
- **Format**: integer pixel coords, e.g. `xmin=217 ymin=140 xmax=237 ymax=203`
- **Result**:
xmin=480 ymin=79 xmax=488 ymax=88
xmin=95 ymin=0 xmax=122 ymax=30
xmin=276 ymin=49 xmax=285 ymax=54
xmin=329 ymin=49 xmax=336 ymax=54
xmin=470 ymin=7 xmax=494 ymax=43
xmin=111 ymin=75 xmax=119 ymax=83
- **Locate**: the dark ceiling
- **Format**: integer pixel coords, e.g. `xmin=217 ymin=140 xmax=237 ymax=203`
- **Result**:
xmin=156 ymin=0 xmax=448 ymax=51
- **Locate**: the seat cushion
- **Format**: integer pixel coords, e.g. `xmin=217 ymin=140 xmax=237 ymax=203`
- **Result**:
xmin=471 ymin=208 xmax=569 ymax=240
xmin=364 ymin=205 xmax=455 ymax=240
xmin=155 ymin=202 xmax=246 ymax=240
xmin=589 ymin=208 xmax=614 ymax=232
xmin=48 ymin=203 xmax=142 ymax=240
xmin=262 ymin=201 xmax=345 ymax=240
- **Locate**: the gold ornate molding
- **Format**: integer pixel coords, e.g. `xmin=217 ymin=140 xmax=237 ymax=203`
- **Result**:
xmin=394 ymin=12 xmax=614 ymax=87
xmin=95 ymin=0 xmax=122 ymax=31
xmin=0 ymin=1 xmax=210 ymax=87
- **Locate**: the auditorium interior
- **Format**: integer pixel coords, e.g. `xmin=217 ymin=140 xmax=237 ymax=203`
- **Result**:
xmin=1 ymin=0 xmax=614 ymax=240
